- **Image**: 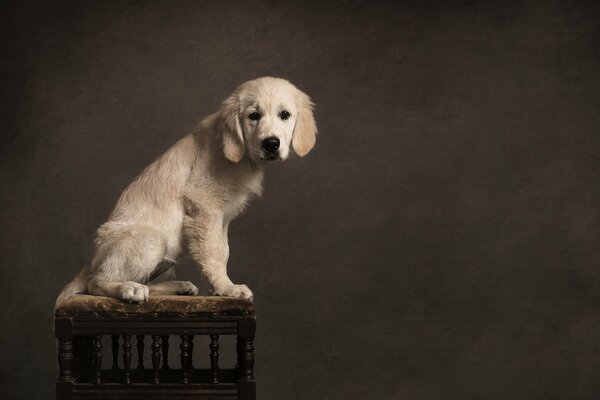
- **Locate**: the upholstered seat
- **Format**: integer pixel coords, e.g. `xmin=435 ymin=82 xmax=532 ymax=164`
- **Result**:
xmin=55 ymin=294 xmax=255 ymax=318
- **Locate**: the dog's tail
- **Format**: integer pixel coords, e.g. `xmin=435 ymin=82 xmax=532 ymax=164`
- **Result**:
xmin=55 ymin=265 xmax=90 ymax=310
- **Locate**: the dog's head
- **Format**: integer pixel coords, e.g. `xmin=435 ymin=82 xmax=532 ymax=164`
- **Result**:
xmin=219 ymin=77 xmax=317 ymax=163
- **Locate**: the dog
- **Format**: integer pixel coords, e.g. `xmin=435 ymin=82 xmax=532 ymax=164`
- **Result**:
xmin=55 ymin=77 xmax=317 ymax=307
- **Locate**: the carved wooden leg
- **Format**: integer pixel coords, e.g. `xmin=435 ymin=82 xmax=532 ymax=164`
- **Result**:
xmin=111 ymin=335 xmax=119 ymax=370
xmin=238 ymin=337 xmax=254 ymax=381
xmin=161 ymin=335 xmax=170 ymax=369
xmin=56 ymin=318 xmax=74 ymax=388
xmin=238 ymin=318 xmax=255 ymax=381
xmin=237 ymin=317 xmax=256 ymax=400
xmin=180 ymin=335 xmax=192 ymax=384
xmin=93 ymin=335 xmax=102 ymax=384
xmin=210 ymin=334 xmax=219 ymax=384
xmin=58 ymin=336 xmax=73 ymax=381
xmin=136 ymin=335 xmax=145 ymax=370
xmin=122 ymin=335 xmax=132 ymax=384
xmin=151 ymin=335 xmax=161 ymax=384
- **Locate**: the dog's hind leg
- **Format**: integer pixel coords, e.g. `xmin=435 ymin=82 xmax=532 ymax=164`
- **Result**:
xmin=87 ymin=227 xmax=167 ymax=303
xmin=88 ymin=279 xmax=150 ymax=304
xmin=148 ymin=281 xmax=199 ymax=295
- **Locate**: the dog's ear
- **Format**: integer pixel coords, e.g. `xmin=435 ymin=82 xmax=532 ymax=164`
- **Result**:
xmin=292 ymin=90 xmax=317 ymax=157
xmin=220 ymin=93 xmax=245 ymax=163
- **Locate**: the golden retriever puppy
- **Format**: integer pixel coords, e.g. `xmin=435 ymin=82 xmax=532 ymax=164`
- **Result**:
xmin=56 ymin=77 xmax=317 ymax=306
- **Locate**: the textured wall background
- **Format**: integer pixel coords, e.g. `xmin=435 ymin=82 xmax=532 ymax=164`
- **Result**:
xmin=1 ymin=1 xmax=599 ymax=399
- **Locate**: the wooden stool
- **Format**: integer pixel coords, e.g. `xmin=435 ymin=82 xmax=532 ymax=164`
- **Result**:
xmin=55 ymin=295 xmax=256 ymax=400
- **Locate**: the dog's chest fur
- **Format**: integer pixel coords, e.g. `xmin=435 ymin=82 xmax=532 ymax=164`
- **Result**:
xmin=184 ymin=155 xmax=264 ymax=223
xmin=221 ymin=167 xmax=263 ymax=221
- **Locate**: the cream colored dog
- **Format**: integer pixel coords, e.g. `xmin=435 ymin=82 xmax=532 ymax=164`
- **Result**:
xmin=56 ymin=77 xmax=316 ymax=306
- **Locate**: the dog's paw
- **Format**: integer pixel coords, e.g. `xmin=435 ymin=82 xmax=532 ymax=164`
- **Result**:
xmin=119 ymin=281 xmax=149 ymax=304
xmin=176 ymin=281 xmax=199 ymax=296
xmin=213 ymin=284 xmax=254 ymax=301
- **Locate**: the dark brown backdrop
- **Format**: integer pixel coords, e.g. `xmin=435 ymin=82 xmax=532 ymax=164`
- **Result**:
xmin=1 ymin=1 xmax=599 ymax=399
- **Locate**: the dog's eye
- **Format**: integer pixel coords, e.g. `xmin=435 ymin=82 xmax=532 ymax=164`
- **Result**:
xmin=279 ymin=110 xmax=291 ymax=120
xmin=248 ymin=112 xmax=261 ymax=121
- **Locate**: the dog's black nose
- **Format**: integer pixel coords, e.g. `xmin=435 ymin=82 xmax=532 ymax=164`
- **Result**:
xmin=262 ymin=137 xmax=280 ymax=152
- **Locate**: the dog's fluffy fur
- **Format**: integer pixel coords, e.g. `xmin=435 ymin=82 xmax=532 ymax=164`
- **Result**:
xmin=55 ymin=77 xmax=316 ymax=307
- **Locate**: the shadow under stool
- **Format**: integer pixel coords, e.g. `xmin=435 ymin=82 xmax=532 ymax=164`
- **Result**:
xmin=55 ymin=295 xmax=256 ymax=400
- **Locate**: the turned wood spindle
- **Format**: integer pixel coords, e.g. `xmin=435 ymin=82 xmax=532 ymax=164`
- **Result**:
xmin=136 ymin=335 xmax=145 ymax=370
xmin=151 ymin=335 xmax=161 ymax=384
xmin=93 ymin=335 xmax=103 ymax=384
xmin=111 ymin=335 xmax=119 ymax=370
xmin=210 ymin=334 xmax=220 ymax=384
xmin=57 ymin=336 xmax=73 ymax=381
xmin=122 ymin=335 xmax=132 ymax=384
xmin=189 ymin=335 xmax=195 ymax=369
xmin=161 ymin=335 xmax=170 ymax=369
xmin=180 ymin=335 xmax=192 ymax=384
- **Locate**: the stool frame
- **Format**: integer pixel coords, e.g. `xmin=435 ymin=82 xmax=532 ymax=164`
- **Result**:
xmin=55 ymin=313 xmax=255 ymax=400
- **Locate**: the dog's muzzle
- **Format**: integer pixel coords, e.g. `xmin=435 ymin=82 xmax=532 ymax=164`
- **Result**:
xmin=262 ymin=137 xmax=280 ymax=160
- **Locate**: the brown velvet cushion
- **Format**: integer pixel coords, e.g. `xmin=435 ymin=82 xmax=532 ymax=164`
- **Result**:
xmin=55 ymin=295 xmax=255 ymax=318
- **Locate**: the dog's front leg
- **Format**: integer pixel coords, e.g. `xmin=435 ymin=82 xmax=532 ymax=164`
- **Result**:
xmin=183 ymin=206 xmax=253 ymax=300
